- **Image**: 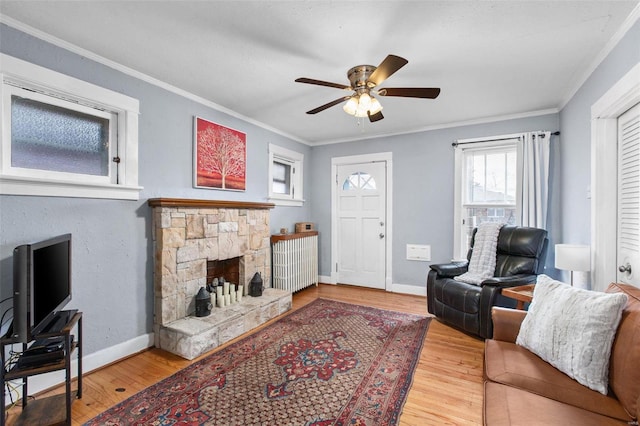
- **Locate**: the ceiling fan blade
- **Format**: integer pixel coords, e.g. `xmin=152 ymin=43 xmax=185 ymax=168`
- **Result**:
xmin=368 ymin=110 xmax=384 ymax=122
xmin=306 ymin=96 xmax=351 ymax=114
xmin=367 ymin=55 xmax=408 ymax=86
xmin=295 ymin=77 xmax=351 ymax=90
xmin=378 ymin=87 xmax=441 ymax=99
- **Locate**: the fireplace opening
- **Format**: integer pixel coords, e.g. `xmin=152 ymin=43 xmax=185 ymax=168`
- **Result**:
xmin=207 ymin=257 xmax=241 ymax=287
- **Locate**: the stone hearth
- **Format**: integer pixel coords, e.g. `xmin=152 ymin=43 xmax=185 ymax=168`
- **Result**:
xmin=149 ymin=198 xmax=291 ymax=359
xmin=159 ymin=288 xmax=290 ymax=359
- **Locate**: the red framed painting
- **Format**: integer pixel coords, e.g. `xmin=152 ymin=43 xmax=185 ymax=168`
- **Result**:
xmin=193 ymin=117 xmax=246 ymax=191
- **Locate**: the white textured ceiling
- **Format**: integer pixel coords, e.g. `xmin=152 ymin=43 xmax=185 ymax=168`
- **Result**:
xmin=1 ymin=1 xmax=638 ymax=144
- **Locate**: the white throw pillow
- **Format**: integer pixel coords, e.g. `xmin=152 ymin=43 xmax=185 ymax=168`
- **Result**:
xmin=516 ymin=274 xmax=628 ymax=394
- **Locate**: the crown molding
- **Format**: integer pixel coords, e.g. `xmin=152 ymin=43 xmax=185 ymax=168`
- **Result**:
xmin=0 ymin=16 xmax=309 ymax=146
xmin=310 ymin=108 xmax=560 ymax=146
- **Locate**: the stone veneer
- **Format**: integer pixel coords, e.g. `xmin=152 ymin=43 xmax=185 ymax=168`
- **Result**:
xmin=149 ymin=198 xmax=291 ymax=359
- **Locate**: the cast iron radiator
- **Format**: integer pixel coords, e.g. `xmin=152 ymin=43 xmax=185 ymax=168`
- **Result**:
xmin=271 ymin=231 xmax=319 ymax=292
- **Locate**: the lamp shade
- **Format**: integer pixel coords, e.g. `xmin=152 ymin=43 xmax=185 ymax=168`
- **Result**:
xmin=343 ymin=97 xmax=358 ymax=115
xmin=369 ymin=97 xmax=383 ymax=114
xmin=555 ymin=244 xmax=590 ymax=271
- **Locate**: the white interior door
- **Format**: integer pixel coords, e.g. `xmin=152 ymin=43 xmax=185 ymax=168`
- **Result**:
xmin=336 ymin=162 xmax=386 ymax=289
xmin=617 ymin=102 xmax=640 ymax=286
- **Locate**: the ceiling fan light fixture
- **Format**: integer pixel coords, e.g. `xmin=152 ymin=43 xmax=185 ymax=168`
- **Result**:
xmin=358 ymin=92 xmax=371 ymax=109
xmin=369 ymin=97 xmax=383 ymax=115
xmin=343 ymin=92 xmax=383 ymax=118
xmin=354 ymin=107 xmax=369 ymax=118
xmin=354 ymin=95 xmax=370 ymax=117
xmin=343 ymin=96 xmax=358 ymax=115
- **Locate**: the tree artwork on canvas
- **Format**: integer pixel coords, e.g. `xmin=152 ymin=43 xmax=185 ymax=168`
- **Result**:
xmin=194 ymin=117 xmax=246 ymax=191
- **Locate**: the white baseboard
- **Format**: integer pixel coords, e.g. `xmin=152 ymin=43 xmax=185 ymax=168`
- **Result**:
xmin=390 ymin=283 xmax=427 ymax=296
xmin=318 ymin=277 xmax=425 ymax=296
xmin=319 ymin=275 xmax=335 ymax=284
xmin=82 ymin=332 xmax=154 ymax=374
xmin=4 ymin=333 xmax=154 ymax=405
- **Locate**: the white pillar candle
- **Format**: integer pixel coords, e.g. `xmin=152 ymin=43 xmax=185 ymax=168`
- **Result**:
xmin=225 ymin=294 xmax=231 ymax=306
xmin=238 ymin=285 xmax=244 ymax=298
xmin=236 ymin=289 xmax=242 ymax=302
xmin=230 ymin=291 xmax=236 ymax=304
xmin=216 ymin=287 xmax=223 ymax=307
xmin=223 ymin=281 xmax=230 ymax=295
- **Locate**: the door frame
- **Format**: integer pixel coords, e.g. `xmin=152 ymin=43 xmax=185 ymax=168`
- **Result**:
xmin=591 ymin=62 xmax=640 ymax=291
xmin=330 ymin=152 xmax=393 ymax=289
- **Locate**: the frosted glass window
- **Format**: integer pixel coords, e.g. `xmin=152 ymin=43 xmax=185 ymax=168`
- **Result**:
xmin=1 ymin=54 xmax=141 ymax=199
xmin=11 ymin=96 xmax=110 ymax=176
xmin=342 ymin=172 xmax=376 ymax=190
xmin=272 ymin=160 xmax=291 ymax=195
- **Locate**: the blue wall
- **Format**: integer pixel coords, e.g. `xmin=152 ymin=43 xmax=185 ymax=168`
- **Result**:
xmin=559 ymin=20 xmax=640 ymax=246
xmin=309 ymin=114 xmax=560 ymax=286
xmin=1 ymin=18 xmax=638 ymax=358
xmin=0 ymin=24 xmax=312 ymax=355
xmin=311 ymin=19 xmax=640 ymax=290
xmin=556 ymin=19 xmax=639 ymax=287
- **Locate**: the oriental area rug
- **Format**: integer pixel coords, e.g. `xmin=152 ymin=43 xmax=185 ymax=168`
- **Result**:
xmin=85 ymin=298 xmax=431 ymax=426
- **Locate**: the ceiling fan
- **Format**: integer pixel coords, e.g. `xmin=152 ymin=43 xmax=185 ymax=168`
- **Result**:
xmin=295 ymin=54 xmax=440 ymax=123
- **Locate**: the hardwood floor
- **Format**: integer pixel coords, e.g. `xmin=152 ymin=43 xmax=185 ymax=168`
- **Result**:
xmin=6 ymin=284 xmax=485 ymax=425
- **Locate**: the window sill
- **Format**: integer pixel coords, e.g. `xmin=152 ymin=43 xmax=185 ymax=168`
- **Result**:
xmin=268 ymin=196 xmax=304 ymax=207
xmin=0 ymin=175 xmax=143 ymax=200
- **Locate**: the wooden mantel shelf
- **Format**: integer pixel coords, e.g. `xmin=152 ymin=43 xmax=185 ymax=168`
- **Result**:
xmin=148 ymin=198 xmax=275 ymax=209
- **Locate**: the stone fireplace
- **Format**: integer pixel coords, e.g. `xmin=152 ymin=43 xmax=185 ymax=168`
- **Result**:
xmin=149 ymin=198 xmax=291 ymax=359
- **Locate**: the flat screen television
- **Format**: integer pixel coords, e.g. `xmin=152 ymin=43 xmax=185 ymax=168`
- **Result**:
xmin=10 ymin=233 xmax=72 ymax=343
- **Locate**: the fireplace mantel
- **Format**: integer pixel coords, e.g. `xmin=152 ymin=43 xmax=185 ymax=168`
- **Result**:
xmin=148 ymin=198 xmax=275 ymax=210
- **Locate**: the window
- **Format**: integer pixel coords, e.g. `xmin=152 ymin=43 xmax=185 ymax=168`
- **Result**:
xmin=1 ymin=54 xmax=141 ymax=200
xmin=272 ymin=160 xmax=292 ymax=195
xmin=453 ymin=135 xmax=522 ymax=259
xmin=342 ymin=172 xmax=377 ymax=191
xmin=268 ymin=143 xmax=303 ymax=206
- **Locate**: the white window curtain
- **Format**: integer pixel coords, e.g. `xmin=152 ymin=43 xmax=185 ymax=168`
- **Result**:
xmin=519 ymin=131 xmax=551 ymax=228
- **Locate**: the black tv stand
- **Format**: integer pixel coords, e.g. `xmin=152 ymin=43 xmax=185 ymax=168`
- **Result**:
xmin=42 ymin=309 xmax=78 ymax=334
xmin=0 ymin=310 xmax=82 ymax=426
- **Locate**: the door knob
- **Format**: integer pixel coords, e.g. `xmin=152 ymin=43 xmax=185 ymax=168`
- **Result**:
xmin=619 ymin=263 xmax=632 ymax=274
xmin=379 ymin=233 xmax=385 ymax=239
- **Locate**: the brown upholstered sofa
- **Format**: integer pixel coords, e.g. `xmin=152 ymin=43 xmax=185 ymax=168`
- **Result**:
xmin=484 ymin=282 xmax=640 ymax=425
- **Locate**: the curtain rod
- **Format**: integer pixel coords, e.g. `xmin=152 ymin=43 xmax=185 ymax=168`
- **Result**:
xmin=452 ymin=131 xmax=560 ymax=147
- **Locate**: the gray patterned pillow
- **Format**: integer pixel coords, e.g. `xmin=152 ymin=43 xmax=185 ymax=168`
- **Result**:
xmin=516 ymin=274 xmax=628 ymax=394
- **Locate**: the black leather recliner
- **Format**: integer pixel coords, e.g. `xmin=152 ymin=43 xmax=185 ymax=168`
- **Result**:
xmin=427 ymin=226 xmax=548 ymax=339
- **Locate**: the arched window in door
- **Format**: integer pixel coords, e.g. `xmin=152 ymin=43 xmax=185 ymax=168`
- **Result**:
xmin=342 ymin=172 xmax=377 ymax=190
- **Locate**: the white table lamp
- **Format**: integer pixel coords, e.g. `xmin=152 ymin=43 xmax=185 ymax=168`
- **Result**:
xmin=555 ymin=244 xmax=590 ymax=286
